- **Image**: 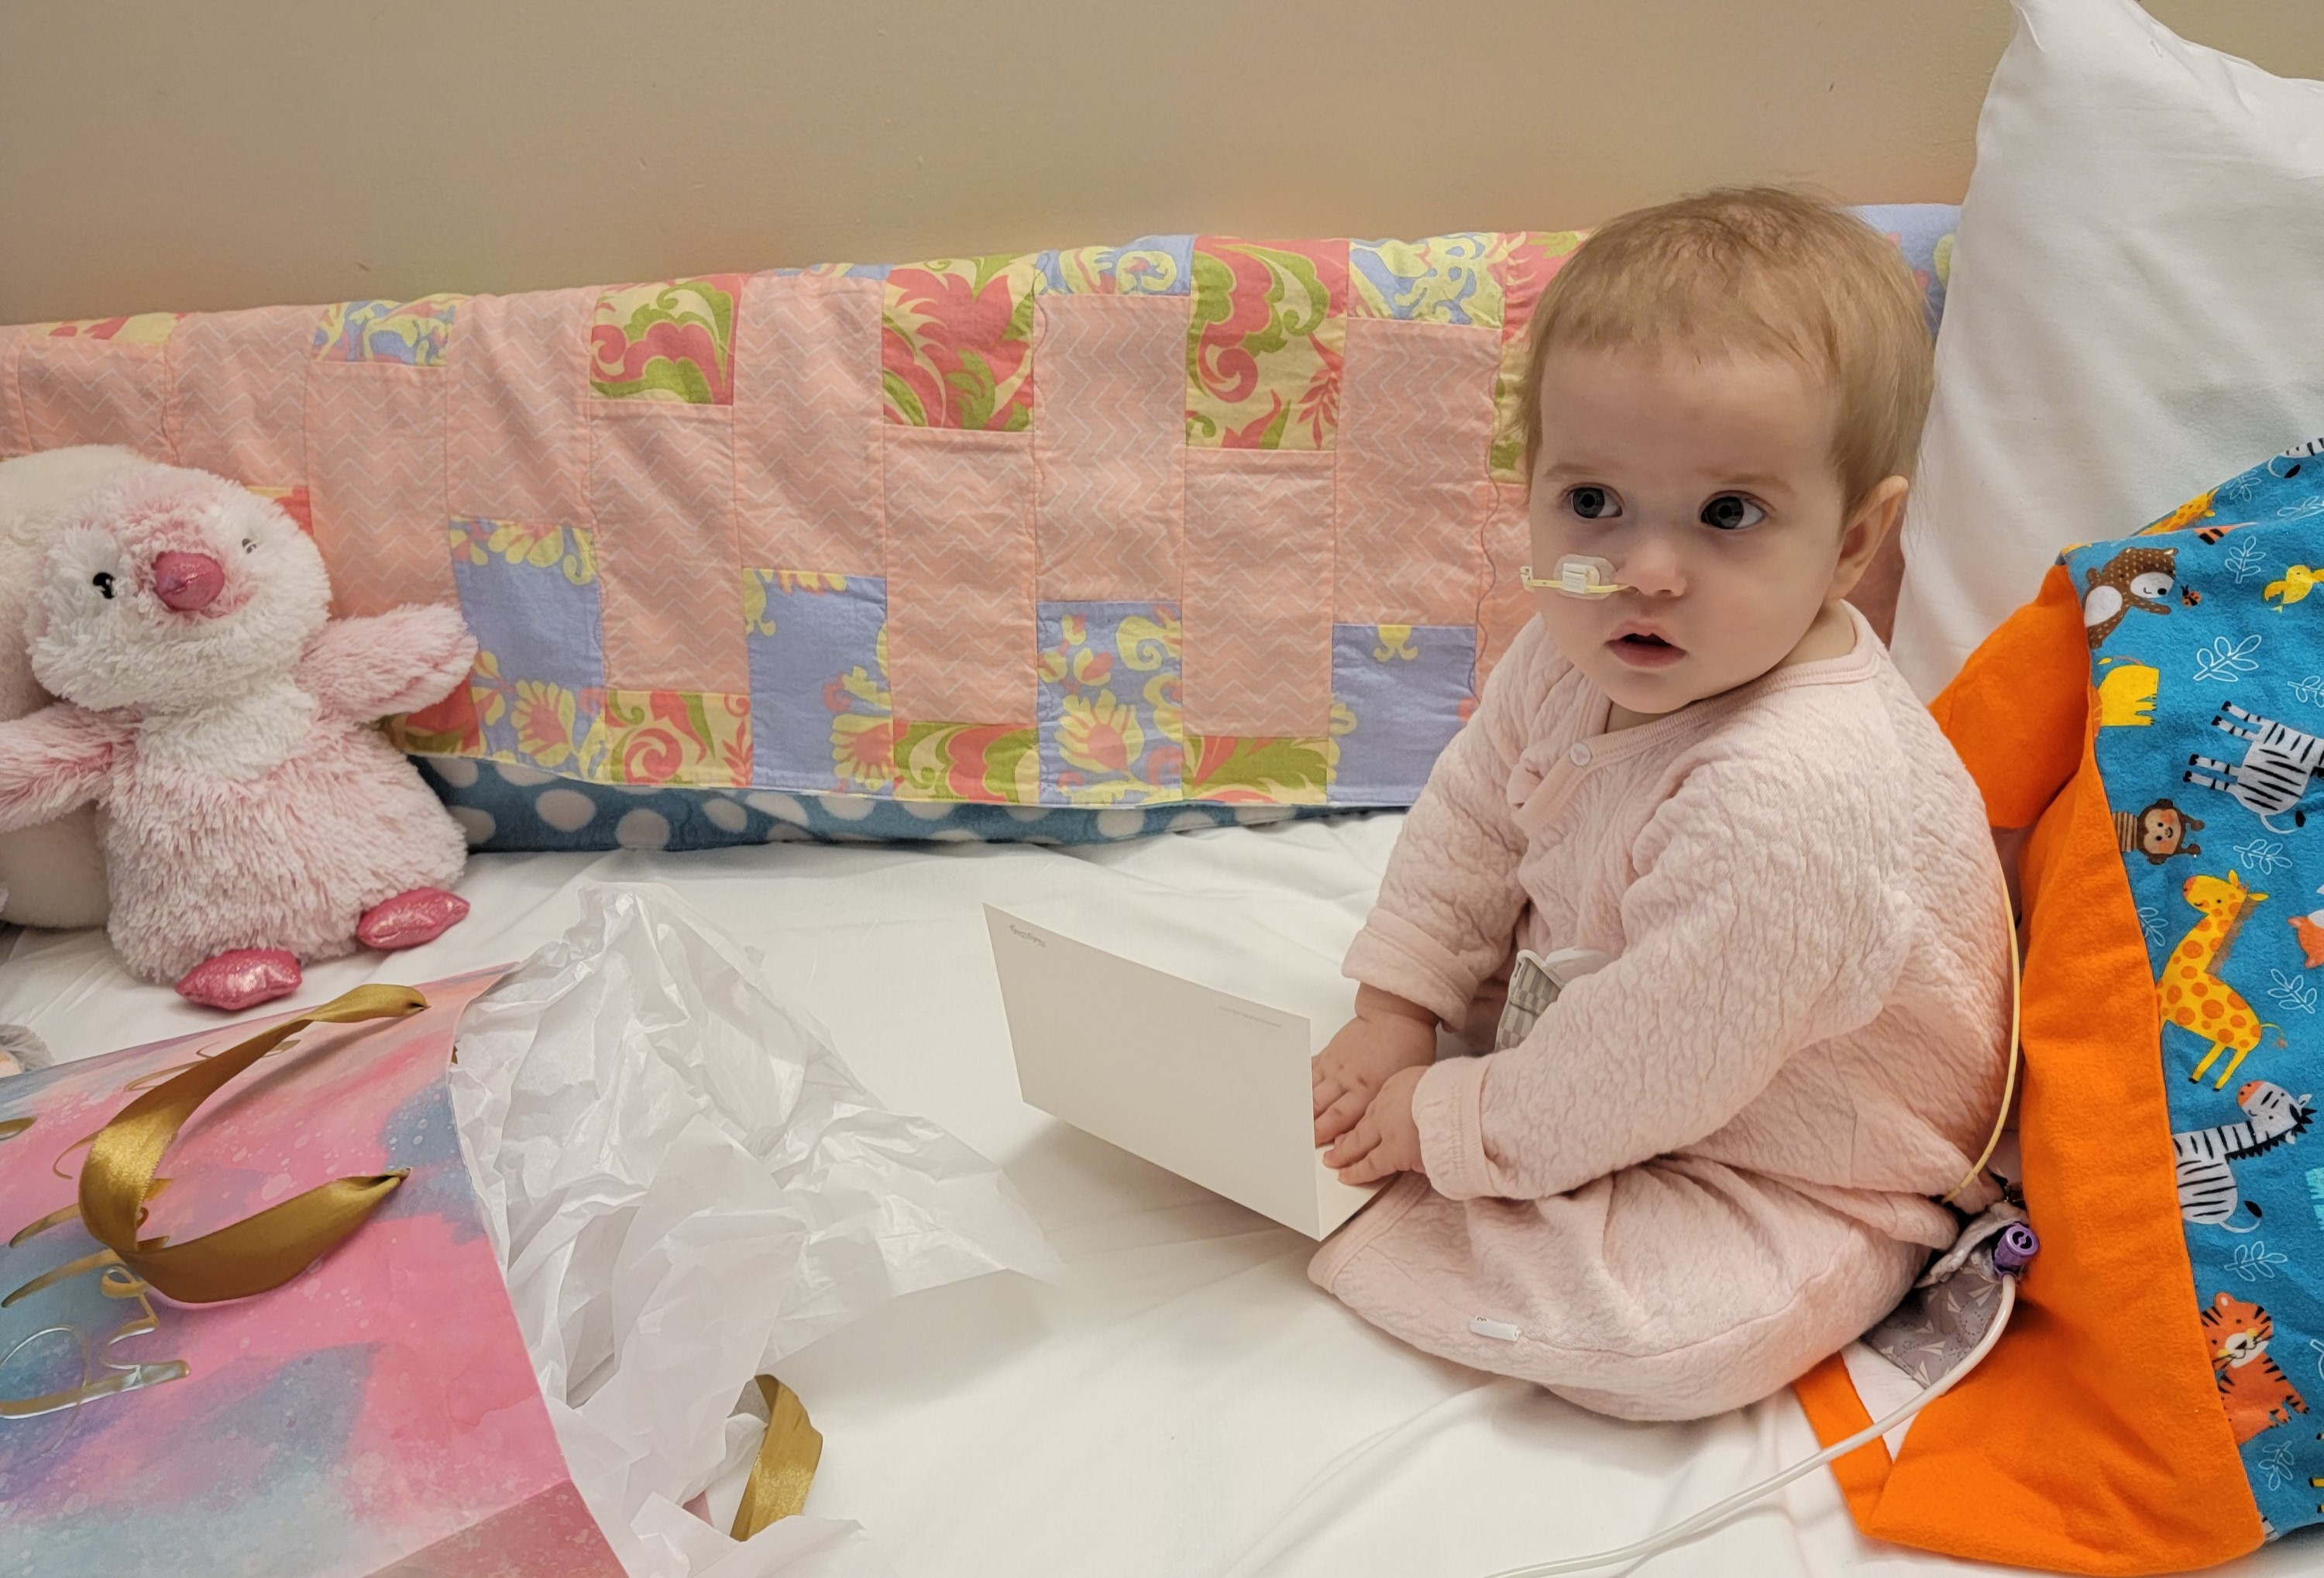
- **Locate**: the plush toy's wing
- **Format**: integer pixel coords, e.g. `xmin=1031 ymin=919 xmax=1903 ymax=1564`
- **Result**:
xmin=298 ymin=606 xmax=479 ymax=722
xmin=0 ymin=706 xmax=121 ymax=833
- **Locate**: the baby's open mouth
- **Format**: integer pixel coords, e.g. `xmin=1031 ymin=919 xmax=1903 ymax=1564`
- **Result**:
xmin=1607 ymin=629 xmax=1686 ymax=669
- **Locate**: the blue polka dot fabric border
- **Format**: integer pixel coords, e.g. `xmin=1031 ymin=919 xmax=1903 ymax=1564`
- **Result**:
xmin=415 ymin=758 xmax=1363 ymax=851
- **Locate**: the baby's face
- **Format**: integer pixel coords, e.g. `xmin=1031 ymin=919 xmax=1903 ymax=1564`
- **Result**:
xmin=1527 ymin=344 xmax=1882 ymax=720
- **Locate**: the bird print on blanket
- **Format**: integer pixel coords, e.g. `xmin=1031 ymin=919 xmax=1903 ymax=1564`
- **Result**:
xmin=2266 ymin=566 xmax=2319 ymax=610
xmin=2078 ymin=435 xmax=2324 ymax=1536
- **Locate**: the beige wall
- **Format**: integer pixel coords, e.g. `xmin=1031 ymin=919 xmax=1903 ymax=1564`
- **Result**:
xmin=2 ymin=2 xmax=2319 ymax=323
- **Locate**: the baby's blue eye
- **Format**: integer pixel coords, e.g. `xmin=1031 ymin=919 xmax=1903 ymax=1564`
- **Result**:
xmin=1566 ymin=486 xmax=1621 ymax=521
xmin=1701 ymin=493 xmax=1766 ymax=531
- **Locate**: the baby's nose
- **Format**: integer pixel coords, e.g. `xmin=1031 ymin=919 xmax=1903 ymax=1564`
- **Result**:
xmin=1618 ymin=539 xmax=1686 ymax=595
xmin=152 ymin=551 xmax=225 ymax=612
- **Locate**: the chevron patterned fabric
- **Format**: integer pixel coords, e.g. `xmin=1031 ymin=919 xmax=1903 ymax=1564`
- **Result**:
xmin=0 ymin=208 xmax=1958 ymax=816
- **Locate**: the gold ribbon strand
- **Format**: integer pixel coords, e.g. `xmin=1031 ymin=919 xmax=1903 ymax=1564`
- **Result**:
xmin=60 ymin=985 xmax=831 ymax=1521
xmin=77 ymin=983 xmax=427 ymax=1305
xmin=731 ymin=1377 xmax=824 ymax=1540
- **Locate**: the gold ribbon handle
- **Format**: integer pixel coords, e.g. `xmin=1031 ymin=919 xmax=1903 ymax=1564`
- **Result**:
xmin=78 ymin=983 xmax=428 ymax=1305
xmin=731 ymin=1377 xmax=823 ymax=1539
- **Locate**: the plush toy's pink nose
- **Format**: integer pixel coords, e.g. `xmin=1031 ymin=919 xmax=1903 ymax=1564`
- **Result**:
xmin=152 ymin=552 xmax=225 ymax=612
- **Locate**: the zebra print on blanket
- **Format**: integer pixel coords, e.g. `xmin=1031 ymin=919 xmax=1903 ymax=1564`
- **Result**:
xmin=2173 ymin=1081 xmax=2314 ymax=1230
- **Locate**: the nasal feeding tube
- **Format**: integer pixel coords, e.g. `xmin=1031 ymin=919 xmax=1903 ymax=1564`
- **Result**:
xmin=1519 ymin=555 xmax=1629 ymax=598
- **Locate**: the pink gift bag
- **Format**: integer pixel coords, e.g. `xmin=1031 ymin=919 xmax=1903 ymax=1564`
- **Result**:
xmin=0 ymin=974 xmax=628 ymax=1578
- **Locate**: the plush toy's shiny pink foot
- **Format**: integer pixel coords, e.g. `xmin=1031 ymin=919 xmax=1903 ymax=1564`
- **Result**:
xmin=177 ymin=949 xmax=302 ymax=1012
xmin=356 ymin=888 xmax=470 ymax=951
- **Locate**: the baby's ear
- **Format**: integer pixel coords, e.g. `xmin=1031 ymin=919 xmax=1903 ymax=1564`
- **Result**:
xmin=1834 ymin=476 xmax=1912 ymax=610
xmin=1853 ymin=474 xmax=1912 ymax=531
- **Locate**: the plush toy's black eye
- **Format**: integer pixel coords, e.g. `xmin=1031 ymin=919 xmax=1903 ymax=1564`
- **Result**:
xmin=242 ymin=538 xmax=256 ymax=554
xmin=91 ymin=572 xmax=115 ymax=600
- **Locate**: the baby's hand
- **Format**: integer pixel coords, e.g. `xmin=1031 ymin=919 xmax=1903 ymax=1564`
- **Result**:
xmin=1323 ymin=1066 xmax=1426 ymax=1184
xmin=1312 ymin=986 xmax=1436 ymax=1145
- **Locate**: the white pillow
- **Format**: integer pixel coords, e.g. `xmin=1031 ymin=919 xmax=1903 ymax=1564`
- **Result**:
xmin=1892 ymin=0 xmax=2324 ymax=697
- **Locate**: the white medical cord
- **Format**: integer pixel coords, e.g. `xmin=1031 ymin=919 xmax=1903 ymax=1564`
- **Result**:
xmin=1479 ymin=1275 xmax=2020 ymax=1578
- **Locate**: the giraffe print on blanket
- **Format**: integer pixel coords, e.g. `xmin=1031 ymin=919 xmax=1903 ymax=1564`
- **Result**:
xmin=2160 ymin=871 xmax=2286 ymax=1088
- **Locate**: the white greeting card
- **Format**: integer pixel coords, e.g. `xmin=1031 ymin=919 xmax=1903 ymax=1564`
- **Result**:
xmin=985 ymin=906 xmax=1382 ymax=1239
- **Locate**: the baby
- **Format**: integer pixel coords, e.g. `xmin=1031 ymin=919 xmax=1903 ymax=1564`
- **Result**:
xmin=1308 ymin=188 xmax=2012 ymax=1422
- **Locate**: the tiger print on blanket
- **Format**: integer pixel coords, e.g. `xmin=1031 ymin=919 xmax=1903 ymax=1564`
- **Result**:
xmin=2204 ymin=1291 xmax=2309 ymax=1444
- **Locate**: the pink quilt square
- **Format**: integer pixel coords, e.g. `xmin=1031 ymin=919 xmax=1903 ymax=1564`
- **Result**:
xmin=590 ymin=402 xmax=744 ymax=694
xmin=19 ymin=334 xmax=167 ymax=456
xmin=1479 ymin=479 xmax=1536 ymax=686
xmin=882 ymin=426 xmax=1035 ymax=724
xmin=1181 ymin=448 xmax=1334 ymax=738
xmin=167 ymin=304 xmax=314 ymax=486
xmin=1033 ymin=293 xmax=1188 ymax=600
xmin=449 ymin=287 xmax=592 ymax=525
xmin=1335 ymin=318 xmax=1495 ymax=626
xmin=306 ymin=363 xmax=453 ymax=617
xmin=734 ymin=276 xmax=883 ymax=576
xmin=0 ymin=328 xmax=29 ymax=458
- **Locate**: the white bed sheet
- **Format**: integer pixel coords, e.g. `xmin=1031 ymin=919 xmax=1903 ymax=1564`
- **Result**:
xmin=0 ymin=821 xmax=2303 ymax=1578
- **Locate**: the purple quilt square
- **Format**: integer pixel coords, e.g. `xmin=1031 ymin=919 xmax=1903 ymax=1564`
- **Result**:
xmin=446 ymin=517 xmax=607 ymax=692
xmin=745 ymin=572 xmax=889 ymax=792
xmin=1330 ymin=623 xmax=1477 ymax=805
xmin=1037 ymin=602 xmax=1184 ymax=806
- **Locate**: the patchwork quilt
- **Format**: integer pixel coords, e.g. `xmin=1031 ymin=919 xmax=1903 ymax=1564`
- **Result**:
xmin=0 ymin=208 xmax=1955 ymax=810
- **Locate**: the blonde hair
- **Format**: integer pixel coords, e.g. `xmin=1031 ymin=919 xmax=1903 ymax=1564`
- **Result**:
xmin=1517 ymin=186 xmax=1934 ymax=510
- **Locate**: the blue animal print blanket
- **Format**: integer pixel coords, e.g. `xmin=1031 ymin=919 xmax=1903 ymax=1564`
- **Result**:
xmin=2073 ymin=436 xmax=2324 ymax=1535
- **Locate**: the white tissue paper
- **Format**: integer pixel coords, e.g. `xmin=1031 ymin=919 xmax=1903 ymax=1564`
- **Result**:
xmin=449 ymin=883 xmax=1061 ymax=1578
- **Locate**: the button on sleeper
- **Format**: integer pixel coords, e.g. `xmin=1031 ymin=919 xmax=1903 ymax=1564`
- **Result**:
xmin=1568 ymin=742 xmax=1592 ymax=767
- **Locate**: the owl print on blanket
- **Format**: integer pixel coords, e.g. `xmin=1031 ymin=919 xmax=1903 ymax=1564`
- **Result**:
xmin=2073 ymin=437 xmax=2324 ymax=1535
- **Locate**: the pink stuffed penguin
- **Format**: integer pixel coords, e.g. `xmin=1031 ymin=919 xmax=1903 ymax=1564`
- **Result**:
xmin=0 ymin=462 xmax=477 ymax=1010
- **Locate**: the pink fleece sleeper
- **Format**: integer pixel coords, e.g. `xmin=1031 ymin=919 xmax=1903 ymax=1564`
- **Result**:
xmin=1312 ymin=607 xmax=2012 ymax=1421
